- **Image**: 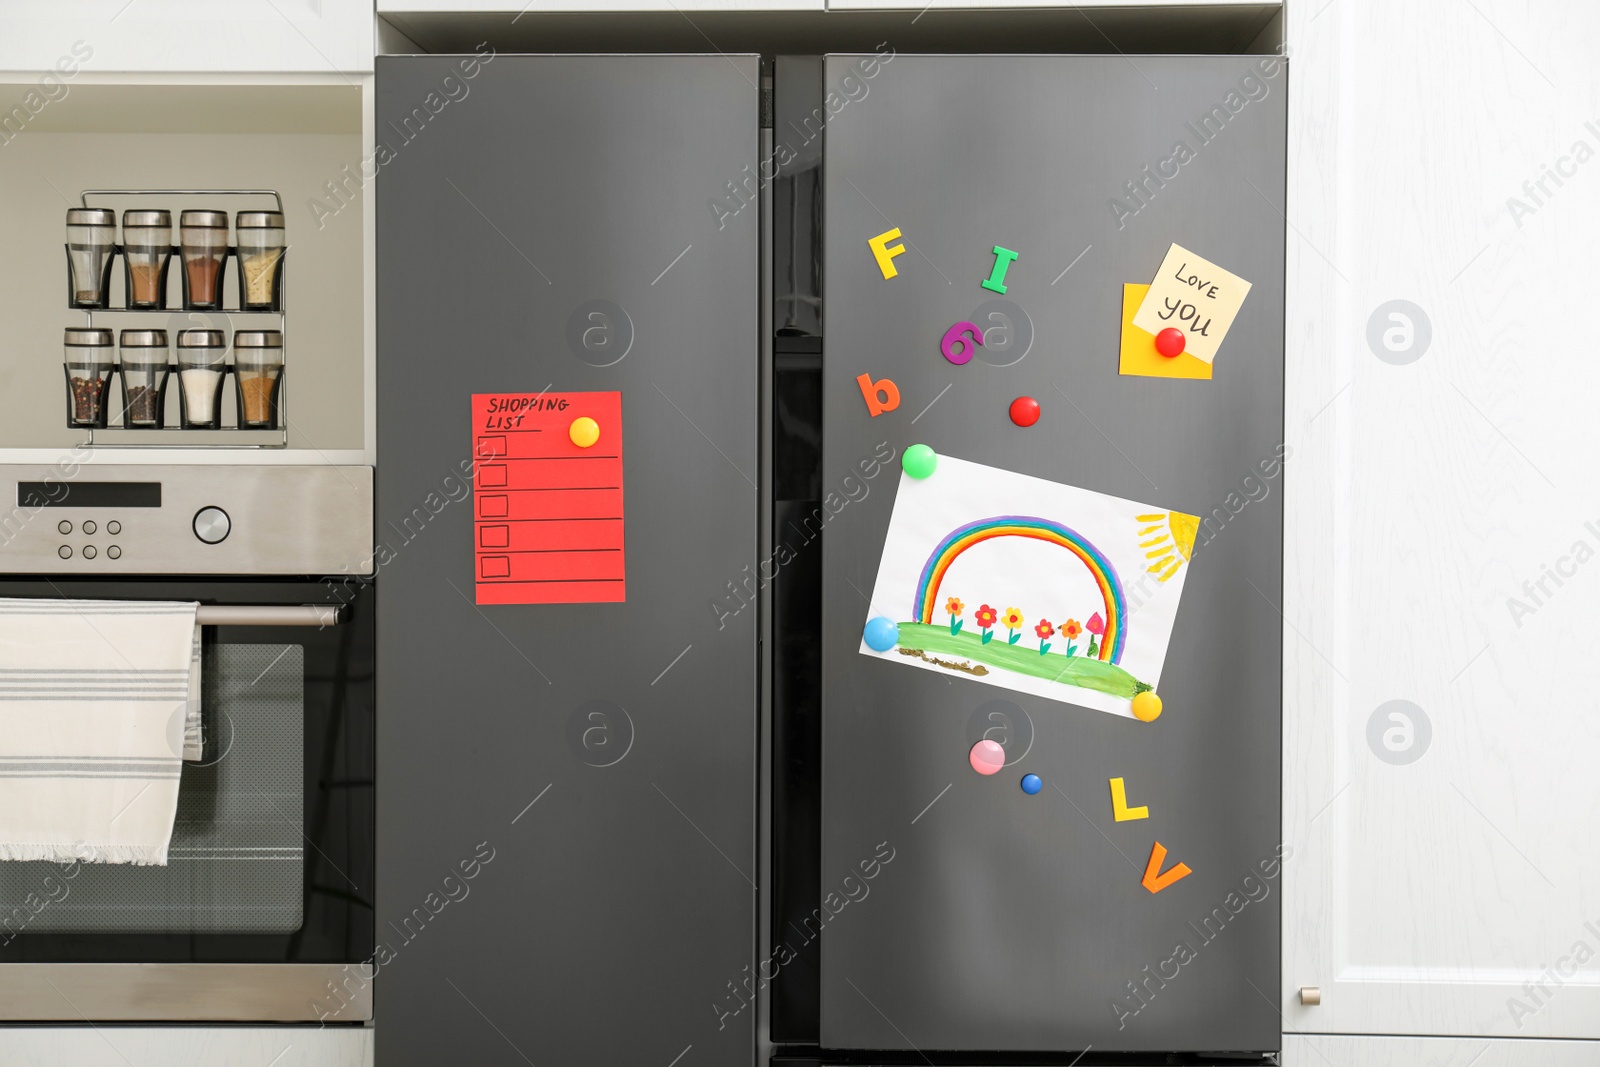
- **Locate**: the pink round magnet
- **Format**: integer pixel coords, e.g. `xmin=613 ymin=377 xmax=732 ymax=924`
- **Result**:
xmin=969 ymin=739 xmax=1005 ymax=775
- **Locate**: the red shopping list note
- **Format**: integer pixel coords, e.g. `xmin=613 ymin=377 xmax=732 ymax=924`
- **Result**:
xmin=472 ymin=391 xmax=625 ymax=605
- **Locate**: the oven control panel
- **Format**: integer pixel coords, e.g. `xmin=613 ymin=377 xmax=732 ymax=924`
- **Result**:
xmin=0 ymin=465 xmax=372 ymax=575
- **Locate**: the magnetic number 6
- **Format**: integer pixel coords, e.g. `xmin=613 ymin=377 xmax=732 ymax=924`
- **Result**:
xmin=940 ymin=321 xmax=984 ymax=366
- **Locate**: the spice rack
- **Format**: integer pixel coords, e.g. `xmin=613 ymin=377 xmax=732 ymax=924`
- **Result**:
xmin=69 ymin=189 xmax=288 ymax=449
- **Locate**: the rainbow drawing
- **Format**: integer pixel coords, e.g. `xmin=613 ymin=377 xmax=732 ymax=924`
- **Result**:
xmin=912 ymin=516 xmax=1128 ymax=664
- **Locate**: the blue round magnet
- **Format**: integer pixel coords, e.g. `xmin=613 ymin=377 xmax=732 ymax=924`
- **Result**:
xmin=1020 ymin=773 xmax=1042 ymax=795
xmin=863 ymin=617 xmax=899 ymax=652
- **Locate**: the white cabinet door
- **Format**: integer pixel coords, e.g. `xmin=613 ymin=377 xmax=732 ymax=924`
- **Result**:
xmin=0 ymin=0 xmax=373 ymax=74
xmin=1286 ymin=1035 xmax=1600 ymax=1067
xmin=1285 ymin=0 xmax=1600 ymax=1042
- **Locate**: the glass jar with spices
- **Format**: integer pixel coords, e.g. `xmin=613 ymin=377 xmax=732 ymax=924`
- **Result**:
xmin=179 ymin=210 xmax=229 ymax=310
xmin=122 ymin=209 xmax=173 ymax=309
xmin=65 ymin=208 xmax=117 ymax=309
xmin=233 ymin=331 xmax=284 ymax=430
xmin=64 ymin=328 xmax=116 ymax=428
xmin=118 ymin=329 xmax=172 ymax=429
xmin=236 ymin=211 xmax=285 ymax=311
xmin=175 ymin=329 xmax=229 ymax=429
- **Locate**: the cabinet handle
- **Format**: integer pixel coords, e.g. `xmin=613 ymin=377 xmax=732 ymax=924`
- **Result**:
xmin=1298 ymin=986 xmax=1321 ymax=1006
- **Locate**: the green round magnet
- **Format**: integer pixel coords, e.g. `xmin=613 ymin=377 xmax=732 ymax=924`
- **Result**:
xmin=902 ymin=443 xmax=937 ymax=479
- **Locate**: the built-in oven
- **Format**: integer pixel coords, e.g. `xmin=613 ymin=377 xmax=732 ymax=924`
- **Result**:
xmin=0 ymin=464 xmax=373 ymax=1022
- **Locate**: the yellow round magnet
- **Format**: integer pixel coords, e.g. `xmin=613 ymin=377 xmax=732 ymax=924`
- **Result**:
xmin=1131 ymin=691 xmax=1163 ymax=723
xmin=568 ymin=416 xmax=600 ymax=448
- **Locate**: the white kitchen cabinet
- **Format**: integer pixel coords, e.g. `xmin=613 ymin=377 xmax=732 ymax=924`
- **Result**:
xmin=0 ymin=1027 xmax=371 ymax=1065
xmin=1285 ymin=1035 xmax=1600 ymax=1067
xmin=0 ymin=0 xmax=374 ymax=74
xmin=380 ymin=0 xmax=821 ymax=11
xmin=823 ymin=0 xmax=1265 ymax=10
xmin=0 ymin=72 xmax=375 ymax=466
xmin=1284 ymin=0 xmax=1600 ymax=1047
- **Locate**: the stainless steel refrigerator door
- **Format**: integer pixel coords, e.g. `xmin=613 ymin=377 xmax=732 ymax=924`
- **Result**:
xmin=819 ymin=55 xmax=1285 ymax=1053
xmin=376 ymin=55 xmax=759 ymax=1066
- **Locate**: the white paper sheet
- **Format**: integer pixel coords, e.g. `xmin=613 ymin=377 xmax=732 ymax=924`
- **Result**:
xmin=858 ymin=455 xmax=1199 ymax=718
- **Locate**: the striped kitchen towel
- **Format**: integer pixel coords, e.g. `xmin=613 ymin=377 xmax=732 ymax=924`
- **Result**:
xmin=0 ymin=598 xmax=201 ymax=865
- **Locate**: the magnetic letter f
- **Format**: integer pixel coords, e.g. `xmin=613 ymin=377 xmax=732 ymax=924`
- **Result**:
xmin=868 ymin=228 xmax=907 ymax=279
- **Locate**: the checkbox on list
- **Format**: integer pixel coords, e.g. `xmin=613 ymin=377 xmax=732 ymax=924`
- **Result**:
xmin=479 ymin=525 xmax=510 ymax=549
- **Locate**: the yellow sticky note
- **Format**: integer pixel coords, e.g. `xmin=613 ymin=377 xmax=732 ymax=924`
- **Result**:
xmin=1131 ymin=244 xmax=1252 ymax=364
xmin=1119 ymin=284 xmax=1213 ymax=380
xmin=1109 ymin=777 xmax=1150 ymax=822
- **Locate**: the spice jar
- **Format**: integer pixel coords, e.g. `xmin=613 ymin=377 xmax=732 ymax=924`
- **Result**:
xmin=175 ymin=329 xmax=229 ymax=429
xmin=236 ymin=211 xmax=285 ymax=311
xmin=118 ymin=329 xmax=172 ymax=429
xmin=66 ymin=208 xmax=117 ymax=309
xmin=233 ymin=331 xmax=284 ymax=430
xmin=122 ymin=209 xmax=173 ymax=309
xmin=179 ymin=210 xmax=229 ymax=310
xmin=64 ymin=328 xmax=116 ymax=428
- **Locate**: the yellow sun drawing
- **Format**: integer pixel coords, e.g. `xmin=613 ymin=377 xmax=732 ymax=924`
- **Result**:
xmin=1135 ymin=511 xmax=1199 ymax=583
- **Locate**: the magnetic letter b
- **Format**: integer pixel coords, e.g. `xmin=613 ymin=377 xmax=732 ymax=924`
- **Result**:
xmin=856 ymin=373 xmax=900 ymax=417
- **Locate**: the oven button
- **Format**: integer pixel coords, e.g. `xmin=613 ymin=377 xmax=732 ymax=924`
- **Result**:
xmin=58 ymin=545 xmax=71 ymax=559
xmin=83 ymin=520 xmax=97 ymax=535
xmin=107 ymin=521 xmax=121 ymax=535
xmin=82 ymin=545 xmax=96 ymax=559
xmin=193 ymin=506 xmax=231 ymax=545
xmin=57 ymin=520 xmax=72 ymax=535
xmin=107 ymin=545 xmax=121 ymax=560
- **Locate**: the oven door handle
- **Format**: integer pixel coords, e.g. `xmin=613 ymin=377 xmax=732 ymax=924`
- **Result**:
xmin=195 ymin=605 xmax=342 ymax=627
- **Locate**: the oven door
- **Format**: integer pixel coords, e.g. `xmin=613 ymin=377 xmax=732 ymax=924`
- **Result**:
xmin=0 ymin=577 xmax=373 ymax=1022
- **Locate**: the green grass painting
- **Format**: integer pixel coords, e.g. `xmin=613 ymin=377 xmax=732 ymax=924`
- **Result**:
xmin=893 ymin=622 xmax=1150 ymax=698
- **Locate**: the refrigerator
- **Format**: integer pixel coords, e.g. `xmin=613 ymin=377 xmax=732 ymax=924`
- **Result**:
xmin=377 ymin=51 xmax=1283 ymax=1065
xmin=811 ymin=55 xmax=1285 ymax=1057
xmin=375 ymin=54 xmax=762 ymax=1067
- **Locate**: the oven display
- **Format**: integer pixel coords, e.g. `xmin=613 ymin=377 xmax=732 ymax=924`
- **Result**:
xmin=17 ymin=481 xmax=162 ymax=508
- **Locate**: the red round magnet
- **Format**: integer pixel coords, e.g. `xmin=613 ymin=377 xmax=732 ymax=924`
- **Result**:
xmin=1009 ymin=396 xmax=1040 ymax=427
xmin=1155 ymin=328 xmax=1186 ymax=358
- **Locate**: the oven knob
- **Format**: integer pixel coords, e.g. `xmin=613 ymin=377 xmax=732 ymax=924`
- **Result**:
xmin=193 ymin=506 xmax=231 ymax=545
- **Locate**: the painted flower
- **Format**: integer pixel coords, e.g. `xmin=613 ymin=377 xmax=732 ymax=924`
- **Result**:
xmin=1062 ymin=617 xmax=1082 ymax=656
xmin=975 ymin=603 xmax=998 ymax=644
xmin=1086 ymin=613 xmax=1105 ymax=635
xmin=1034 ymin=619 xmax=1054 ymax=639
xmin=1002 ymin=607 xmax=1024 ymax=645
xmin=946 ymin=596 xmax=965 ymax=636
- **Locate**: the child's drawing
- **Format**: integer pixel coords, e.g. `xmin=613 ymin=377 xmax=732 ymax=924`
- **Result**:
xmin=859 ymin=454 xmax=1199 ymax=718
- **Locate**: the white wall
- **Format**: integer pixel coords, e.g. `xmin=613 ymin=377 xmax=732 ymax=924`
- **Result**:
xmin=1284 ymin=0 xmax=1600 ymax=1058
